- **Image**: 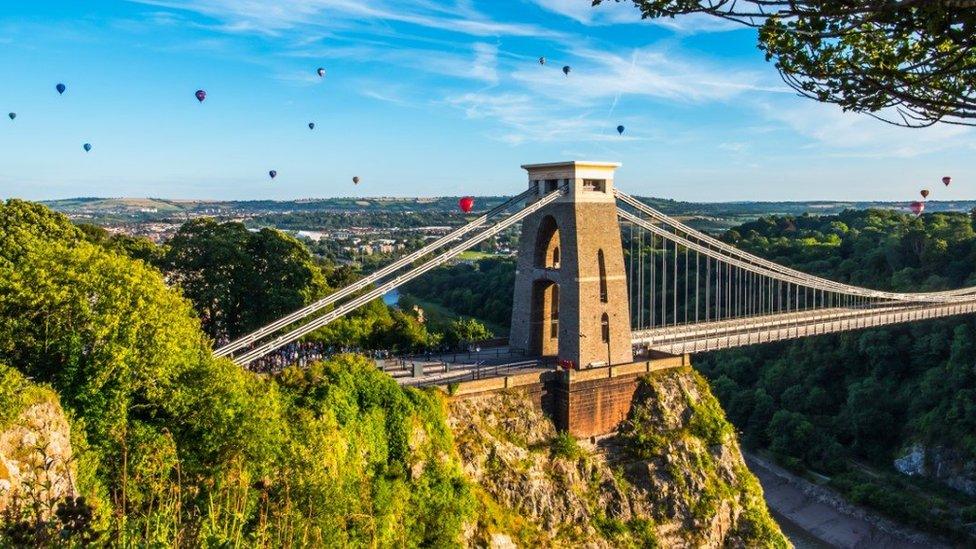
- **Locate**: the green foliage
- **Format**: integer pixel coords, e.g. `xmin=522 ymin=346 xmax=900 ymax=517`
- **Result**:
xmin=442 ymin=317 xmax=494 ymax=349
xmin=76 ymin=223 xmax=164 ymax=265
xmin=0 ymin=201 xmax=476 ymax=546
xmin=693 ymin=209 xmax=976 ymax=536
xmin=600 ymin=1 xmax=976 ymax=127
xmin=699 ymin=209 xmax=976 ymax=464
xmin=2 ymin=494 xmax=100 ymax=547
xmin=0 ymin=363 xmax=106 ymax=546
xmin=828 ymin=469 xmax=976 ymax=540
xmin=550 ymin=431 xmax=584 ymax=461
xmin=0 ymin=363 xmax=53 ymax=431
xmin=273 ymin=356 xmax=474 ymax=546
xmin=401 ymin=258 xmax=515 ymax=328
xmin=592 ymin=513 xmax=660 ymax=548
xmin=307 ymin=298 xmax=438 ymax=352
xmin=687 ymin=383 xmax=734 ymax=447
xmin=1 ymin=200 xmax=212 ymax=460
xmin=618 ymin=370 xmax=787 ymax=547
xmin=163 ymin=218 xmax=329 ymax=340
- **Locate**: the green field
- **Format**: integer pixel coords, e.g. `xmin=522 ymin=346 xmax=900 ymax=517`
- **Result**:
xmin=398 ymin=292 xmax=508 ymax=337
xmin=457 ymin=250 xmax=498 ymax=261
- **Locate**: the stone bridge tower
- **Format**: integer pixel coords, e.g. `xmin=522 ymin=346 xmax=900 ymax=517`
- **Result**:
xmin=510 ymin=161 xmax=633 ymax=368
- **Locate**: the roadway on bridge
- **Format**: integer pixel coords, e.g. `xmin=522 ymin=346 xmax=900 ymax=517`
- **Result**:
xmin=380 ymin=346 xmax=550 ymax=387
xmin=634 ymin=300 xmax=976 ymax=355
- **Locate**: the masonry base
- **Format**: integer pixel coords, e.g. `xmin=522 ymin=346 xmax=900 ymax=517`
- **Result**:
xmin=445 ymin=354 xmax=688 ymax=439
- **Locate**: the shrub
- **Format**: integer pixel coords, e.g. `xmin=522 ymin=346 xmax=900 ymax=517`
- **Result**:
xmin=550 ymin=431 xmax=584 ymax=461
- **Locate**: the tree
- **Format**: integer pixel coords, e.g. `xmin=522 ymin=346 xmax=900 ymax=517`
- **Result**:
xmin=596 ymin=0 xmax=976 ymax=127
xmin=164 ymin=219 xmax=328 ymax=341
xmin=442 ymin=318 xmax=494 ymax=349
xmin=76 ymin=223 xmax=164 ymax=265
xmin=0 ymin=200 xmax=283 ymax=526
xmin=162 ymin=219 xmax=251 ymax=339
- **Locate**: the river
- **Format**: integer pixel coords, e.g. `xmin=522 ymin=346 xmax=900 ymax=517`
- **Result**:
xmin=771 ymin=509 xmax=830 ymax=549
xmin=382 ymin=288 xmax=400 ymax=307
xmin=746 ymin=454 xmax=944 ymax=548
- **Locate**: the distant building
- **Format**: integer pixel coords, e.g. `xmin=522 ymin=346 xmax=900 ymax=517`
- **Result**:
xmin=296 ymin=230 xmax=326 ymax=241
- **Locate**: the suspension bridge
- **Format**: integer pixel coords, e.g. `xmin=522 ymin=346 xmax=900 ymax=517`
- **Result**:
xmin=212 ymin=161 xmax=976 ymax=379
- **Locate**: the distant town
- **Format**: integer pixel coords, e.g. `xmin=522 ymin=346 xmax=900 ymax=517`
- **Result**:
xmin=45 ymin=195 xmax=976 ymax=267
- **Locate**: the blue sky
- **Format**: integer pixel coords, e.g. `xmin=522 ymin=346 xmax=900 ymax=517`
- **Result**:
xmin=1 ymin=0 xmax=973 ymax=202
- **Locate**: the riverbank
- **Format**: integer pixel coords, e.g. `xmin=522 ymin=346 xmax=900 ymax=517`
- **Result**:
xmin=746 ymin=453 xmax=949 ymax=548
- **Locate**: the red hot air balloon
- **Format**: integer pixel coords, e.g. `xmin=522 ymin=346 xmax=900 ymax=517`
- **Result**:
xmin=920 ymin=189 xmax=930 ymax=199
xmin=458 ymin=196 xmax=474 ymax=213
xmin=910 ymin=201 xmax=924 ymax=216
xmin=195 ymin=89 xmax=207 ymax=103
xmin=943 ymin=176 xmax=952 ymax=186
xmin=268 ymin=170 xmax=277 ymax=179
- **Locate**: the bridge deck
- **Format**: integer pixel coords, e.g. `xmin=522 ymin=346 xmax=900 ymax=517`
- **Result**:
xmin=633 ymin=301 xmax=976 ymax=355
xmin=380 ymin=346 xmax=550 ymax=387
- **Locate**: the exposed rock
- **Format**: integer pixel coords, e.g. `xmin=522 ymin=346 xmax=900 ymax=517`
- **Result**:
xmin=489 ymin=532 xmax=517 ymax=548
xmin=894 ymin=444 xmax=926 ymax=477
xmin=449 ymin=367 xmax=788 ymax=548
xmin=895 ymin=443 xmax=976 ymax=496
xmin=0 ymin=401 xmax=77 ymax=515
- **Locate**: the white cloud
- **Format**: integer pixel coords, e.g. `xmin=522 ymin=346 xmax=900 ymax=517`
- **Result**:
xmin=283 ymin=41 xmax=501 ymax=85
xmin=446 ymin=91 xmax=660 ymax=145
xmin=760 ymin=99 xmax=975 ymax=158
xmin=360 ymin=86 xmax=414 ymax=106
xmin=469 ymin=42 xmax=499 ymax=85
xmin=439 ymin=39 xmax=782 ymax=146
xmin=719 ymin=142 xmax=747 ymax=152
xmin=447 ymin=92 xmax=587 ymax=144
xmin=532 ymin=0 xmax=640 ymax=25
xmin=512 ymin=45 xmax=768 ymax=105
xmin=531 ymin=0 xmax=741 ymax=33
xmin=129 ymin=0 xmax=564 ymax=38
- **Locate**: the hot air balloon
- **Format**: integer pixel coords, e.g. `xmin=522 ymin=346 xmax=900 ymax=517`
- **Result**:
xmin=195 ymin=89 xmax=207 ymax=103
xmin=943 ymin=176 xmax=952 ymax=186
xmin=920 ymin=189 xmax=930 ymax=199
xmin=459 ymin=196 xmax=474 ymax=213
xmin=538 ymin=56 xmax=546 ymax=65
xmin=352 ymin=176 xmax=360 ymax=185
xmin=562 ymin=65 xmax=571 ymax=76
xmin=7 ymin=113 xmax=14 ymax=120
xmin=616 ymin=125 xmax=625 ymax=135
xmin=317 ymin=67 xmax=326 ymax=78
xmin=56 ymin=83 xmax=66 ymax=95
xmin=308 ymin=122 xmax=315 ymax=130
xmin=269 ymin=170 xmax=277 ymax=179
xmin=83 ymin=143 xmax=92 ymax=152
xmin=910 ymin=201 xmax=924 ymax=216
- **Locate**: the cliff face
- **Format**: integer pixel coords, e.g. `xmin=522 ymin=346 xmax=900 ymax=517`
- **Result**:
xmin=448 ymin=367 xmax=787 ymax=548
xmin=0 ymin=364 xmax=76 ymax=516
xmin=895 ymin=443 xmax=976 ymax=497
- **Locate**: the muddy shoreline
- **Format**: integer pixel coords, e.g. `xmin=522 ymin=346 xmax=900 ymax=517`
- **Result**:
xmin=745 ymin=453 xmax=949 ymax=548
